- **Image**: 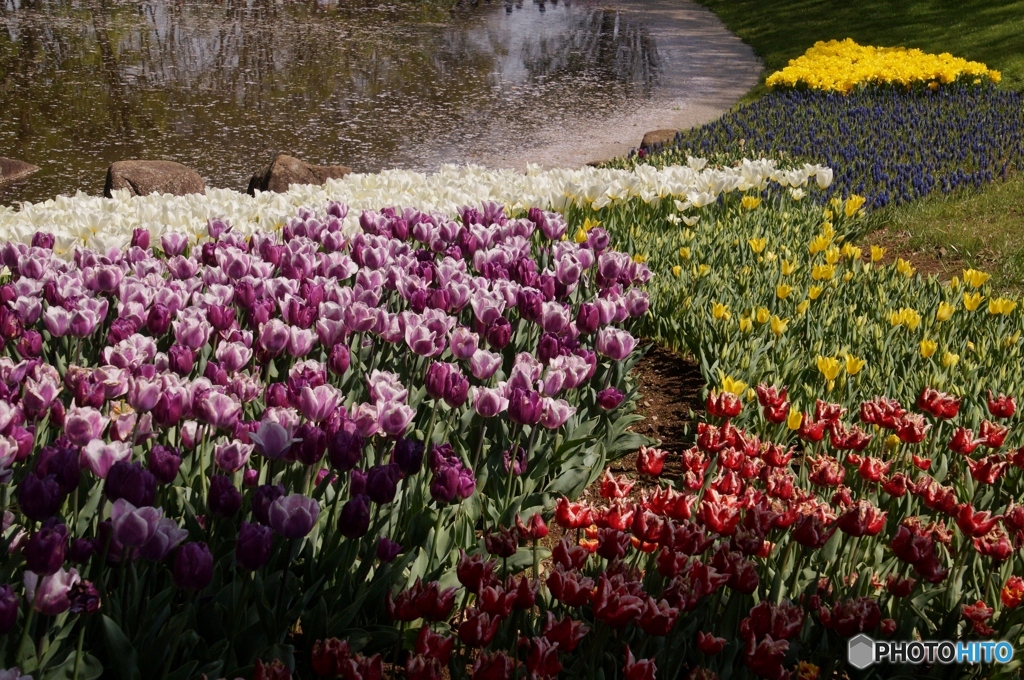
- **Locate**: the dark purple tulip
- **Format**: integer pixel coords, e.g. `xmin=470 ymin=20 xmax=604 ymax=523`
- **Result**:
xmin=131 ymin=228 xmax=150 ymax=250
xmin=516 ymin=289 xmax=544 ymax=323
xmin=577 ymin=303 xmax=600 ymax=334
xmin=68 ymin=580 xmax=102 ymax=615
xmin=338 ymin=494 xmax=371 ymax=539
xmin=537 ymin=333 xmax=560 ymax=364
xmin=328 ymin=344 xmax=351 ymax=376
xmin=328 ymin=431 xmax=364 ymax=472
xmin=392 ymin=438 xmax=424 ymax=476
xmin=265 ymin=382 xmax=288 ymax=408
xmin=508 ymin=387 xmax=542 ymax=425
xmin=209 ymin=476 xmax=242 ymax=518
xmin=236 ymin=522 xmax=273 ymax=571
xmin=293 ymin=423 xmax=327 ymax=466
xmin=36 ymin=446 xmax=81 ymax=495
xmin=69 ymin=538 xmax=96 ymax=564
xmin=444 ymin=372 xmax=470 ymax=409
xmin=18 ymin=473 xmax=64 ymax=521
xmin=350 ymin=469 xmax=367 ymax=496
xmin=15 ymin=330 xmax=43 ymax=358
xmin=148 ymin=445 xmax=182 ymax=484
xmin=424 ymin=362 xmax=450 ymax=401
xmin=152 ymin=392 xmax=185 ymax=428
xmin=267 ymin=494 xmax=319 ymax=539
xmin=207 ymin=305 xmax=236 ymax=333
xmin=485 ymin=317 xmax=512 ymax=350
xmin=24 ymin=523 xmax=69 ymax=575
xmin=366 ymin=464 xmax=401 ymax=504
xmin=167 ymin=345 xmax=194 ymax=376
xmin=32 ymin=231 xmax=56 ymax=249
xmin=0 ymin=584 xmax=17 ymax=634
xmin=503 ymin=446 xmax=528 ymax=477
xmin=173 ymin=542 xmax=214 ymax=590
xmin=0 ymin=307 xmax=23 ymax=339
xmin=105 ymin=462 xmax=156 ymax=507
xmin=106 ymin=318 xmax=136 ymax=345
xmin=252 ymin=484 xmax=285 ymax=525
xmin=204 ymin=360 xmax=228 ymax=386
xmin=597 ymin=387 xmax=625 ymax=411
xmin=429 ymin=467 xmax=459 ymax=505
xmin=376 ymin=537 xmax=402 ymax=563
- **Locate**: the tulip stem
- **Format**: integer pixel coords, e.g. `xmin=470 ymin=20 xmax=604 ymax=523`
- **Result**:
xmin=275 ymin=540 xmax=296 ymax=635
xmin=72 ymin=622 xmax=86 ymax=680
xmin=471 ymin=421 xmax=487 ymax=473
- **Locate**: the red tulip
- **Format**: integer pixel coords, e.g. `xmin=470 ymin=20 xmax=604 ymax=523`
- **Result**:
xmin=551 ymin=537 xmax=589 ymax=571
xmin=885 ymin=575 xmax=916 ymax=597
xmin=916 ymin=387 xmax=960 ymax=419
xmin=948 ymin=427 xmax=981 ymax=455
xmin=974 ymin=526 xmax=1013 ymax=562
xmin=895 ymin=413 xmax=930 ymax=444
xmin=707 ymin=390 xmax=743 ymax=419
xmin=792 ymin=506 xmax=837 ymax=549
xmin=1001 ymin=576 xmax=1024 ymax=608
xmin=909 ymin=476 xmax=957 ymax=514
xmin=484 ymin=526 xmax=518 ymax=558
xmin=414 ymin=626 xmax=454 ymax=665
xmin=814 ymin=399 xmax=847 ymax=424
xmin=644 ymin=487 xmax=696 ymax=521
xmin=515 ymin=513 xmax=549 ymax=541
xmin=881 ymin=473 xmax=908 ymax=497
xmin=743 ymin=634 xmax=789 ymax=680
xmin=987 ymin=390 xmax=1016 ymax=419
xmin=880 ymin=619 xmax=897 ymax=636
xmin=457 ymin=550 xmax=497 ymax=594
xmin=829 ymin=423 xmax=872 ymax=451
xmin=522 ymin=636 xmax=561 ymax=678
xmin=954 ymin=504 xmax=1001 ymax=537
xmin=698 ymin=490 xmax=742 ymax=536
xmin=458 ymin=609 xmax=502 ymax=648
xmin=546 ymin=568 xmax=593 ymax=607
xmin=592 ymin=574 xmax=645 ymax=627
xmin=967 ymin=454 xmax=1009 ymax=484
xmin=623 ymin=645 xmax=657 ymax=680
xmin=798 ymin=416 xmax=827 ymax=442
xmin=858 ymin=456 xmax=890 ymax=482
xmin=836 ymin=500 xmax=887 ymax=537
xmin=808 ymin=456 xmax=845 ymax=487
xmin=756 ymin=384 xmax=788 ymax=409
xmin=859 ymin=396 xmax=905 ymax=429
xmin=978 ymin=420 xmax=1009 ymax=449
xmin=817 ymin=596 xmax=881 ymax=637
xmin=471 ymin=652 xmax=512 ymax=680
xmin=477 ymin=584 xmax=517 ymax=618
xmin=697 ymin=631 xmax=726 ymax=655
xmin=600 ymin=470 xmax=635 ymax=499
xmin=554 ymin=497 xmax=592 ymax=529
xmin=637 ymin=446 xmax=668 ymax=476
xmin=541 ymin=611 xmax=589 ymax=652
xmin=911 ymin=454 xmax=932 ymax=470
xmin=741 ymin=600 xmax=804 ymax=641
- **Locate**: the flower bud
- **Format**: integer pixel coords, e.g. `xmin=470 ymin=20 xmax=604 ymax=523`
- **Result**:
xmin=173 ymin=542 xmax=213 ymax=590
xmin=236 ymin=522 xmax=273 ymax=571
xmin=209 ymin=476 xmax=242 ymax=518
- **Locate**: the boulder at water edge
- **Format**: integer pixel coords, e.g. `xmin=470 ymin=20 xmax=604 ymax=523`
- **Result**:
xmin=247 ymin=154 xmax=352 ymax=195
xmin=104 ymin=160 xmax=206 ymax=197
xmin=0 ymin=157 xmax=41 ymax=184
xmin=640 ymin=129 xmax=678 ymax=150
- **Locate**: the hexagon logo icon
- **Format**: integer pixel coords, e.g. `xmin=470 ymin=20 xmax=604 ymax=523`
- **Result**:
xmin=848 ymin=634 xmax=875 ymax=669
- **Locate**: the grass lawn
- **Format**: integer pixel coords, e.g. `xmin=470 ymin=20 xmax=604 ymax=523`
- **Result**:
xmin=691 ymin=0 xmax=1024 ymax=289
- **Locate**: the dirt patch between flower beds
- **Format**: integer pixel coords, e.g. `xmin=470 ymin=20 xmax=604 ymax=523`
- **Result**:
xmin=860 ymin=226 xmax=963 ymax=282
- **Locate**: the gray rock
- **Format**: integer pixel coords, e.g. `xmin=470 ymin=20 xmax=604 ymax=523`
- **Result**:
xmin=104 ymin=160 xmax=205 ymax=197
xmin=0 ymin=157 xmax=41 ymax=185
xmin=247 ymin=154 xmax=352 ymax=195
xmin=640 ymin=129 xmax=678 ymax=150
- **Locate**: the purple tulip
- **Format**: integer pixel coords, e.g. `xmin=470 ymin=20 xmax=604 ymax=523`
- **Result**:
xmin=209 ymin=476 xmax=243 ymax=518
xmin=576 ymin=303 xmax=600 ymax=334
xmin=624 ymin=289 xmax=650 ymax=317
xmin=24 ymin=567 xmax=79 ymax=615
xmin=392 ymin=437 xmax=424 ymax=476
xmin=112 ymin=499 xmax=163 ymax=548
xmin=15 ymin=330 xmax=42 ymax=358
xmin=172 ymin=311 xmax=212 ymax=350
xmin=252 ymin=484 xmax=285 ymax=525
xmin=449 ymin=327 xmax=479 ymax=360
xmin=35 ymin=445 xmax=80 ymax=495
xmin=366 ymin=464 xmax=401 ymax=504
xmin=508 ymin=387 xmax=542 ymax=425
xmin=376 ymin=537 xmax=402 ymax=563
xmin=444 ymin=371 xmax=470 ymax=408
xmin=167 ymin=344 xmax=194 ymax=376
xmin=24 ymin=523 xmax=69 ymax=575
xmin=236 ymin=522 xmax=273 ymax=571
xmin=268 ymin=494 xmax=320 ymax=539
xmin=367 ymin=370 xmax=408 ymax=405
xmin=469 ymin=350 xmax=502 ymax=381
xmin=258 ymin=319 xmax=290 ymax=356
xmin=597 ymin=387 xmax=625 ymax=410
xmin=540 ymin=398 xmax=576 ymax=429
xmin=537 ymin=333 xmax=560 ymax=364
xmin=429 ymin=466 xmax=460 ymax=504
xmin=139 ymin=518 xmax=188 ymax=561
xmin=516 ymin=289 xmax=544 ymax=323
xmin=145 ymin=303 xmax=172 ymax=336
xmin=68 ymin=538 xmax=95 ymax=564
xmin=214 ymin=440 xmax=253 ymax=473
xmin=472 ymin=387 xmax=508 ymax=418
xmin=339 ymin=494 xmax=371 ymax=539
xmin=81 ymin=439 xmax=131 ymax=479
xmin=456 ymin=467 xmax=477 ymax=499
xmin=173 ymin=542 xmax=213 ymax=590
xmin=503 ymin=446 xmax=527 ymax=477
xmin=215 ymin=341 xmax=252 ymax=373
xmin=18 ymin=474 xmax=64 ymax=521
xmin=42 ymin=306 xmax=71 ymax=337
xmin=249 ymin=421 xmax=295 ymax=461
xmin=148 ymin=445 xmax=182 ymax=484
xmin=288 ymin=326 xmax=316 ymax=357
xmin=293 ymin=423 xmax=327 ymax=465
xmin=32 ymin=231 xmax=56 ymax=249
xmin=196 ymin=391 xmax=242 ymax=430
xmin=485 ymin=317 xmax=511 ymax=350
xmin=105 ymin=461 xmax=156 ymax=507
xmin=328 ymin=430 xmax=364 ymax=472
xmin=595 ymin=327 xmax=638 ymax=361
xmin=425 ymin=361 xmax=452 ymax=401
xmin=63 ymin=406 xmax=106 ymax=447
xmin=0 ymin=584 xmax=18 ymax=634
xmin=328 ymin=344 xmax=351 ymax=376
xmin=161 ymin=233 xmax=188 ymax=257
xmin=350 ymin=468 xmax=368 ymax=496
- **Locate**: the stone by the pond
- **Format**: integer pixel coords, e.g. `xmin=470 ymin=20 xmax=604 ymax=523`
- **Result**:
xmin=104 ymin=161 xmax=206 ymax=198
xmin=640 ymin=129 xmax=678 ymax=150
xmin=247 ymin=154 xmax=352 ymax=195
xmin=0 ymin=157 xmax=41 ymax=184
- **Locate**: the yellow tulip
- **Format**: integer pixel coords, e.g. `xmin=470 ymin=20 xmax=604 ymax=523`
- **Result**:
xmin=776 ymin=284 xmax=793 ymax=300
xmin=950 ymin=276 xmax=961 ymax=289
xmin=870 ymin=245 xmax=886 ymax=262
xmin=739 ymin=316 xmax=753 ymax=333
xmin=936 ymin=301 xmax=955 ymax=322
xmin=963 ymin=292 xmax=984 ymax=312
xmin=824 ymin=246 xmax=841 ymax=265
xmin=722 ymin=376 xmax=748 ymax=396
xmin=712 ymin=302 xmax=731 ymax=320
xmin=748 ymin=237 xmax=767 ymax=254
xmin=841 ymin=243 xmax=862 ymax=260
xmin=920 ymin=338 xmax=938 ymax=358
xmin=889 ymin=308 xmax=922 ymax=330
xmin=573 ymin=228 xmax=588 ymax=243
xmin=741 ymin=196 xmax=762 ymax=210
xmin=845 ymin=355 xmax=866 ymax=376
xmin=633 ymin=254 xmax=647 ymax=264
xmin=781 ymin=260 xmax=798 ymax=276
xmin=808 ymin=285 xmax=823 ymax=300
xmin=816 ymin=355 xmax=841 ymax=381
xmin=842 ymin=271 xmax=854 ymax=283
xmin=671 ymin=265 xmax=682 ymax=278
xmin=942 ymin=351 xmax=960 ymax=367
xmin=896 ymin=258 xmax=915 ymax=277
xmin=844 ymin=194 xmax=867 ymax=217
xmin=770 ymin=316 xmax=789 ymax=335
xmin=885 ymin=434 xmax=901 ymax=451
xmin=797 ymin=299 xmax=810 ymax=315
xmin=989 ymin=297 xmax=1017 ymax=315
xmin=808 ymin=234 xmax=831 ymax=255
xmin=811 ymin=264 xmax=835 ymax=281
xmin=756 ymin=307 xmax=771 ymax=324
xmin=820 ymin=222 xmax=835 ymax=239
xmin=679 ymin=247 xmax=691 ymax=259
xmin=786 ymin=408 xmax=803 ymax=430
xmin=1004 ymin=331 xmax=1022 ymax=348
xmin=698 ymin=264 xmax=711 ymax=277
xmin=963 ymin=268 xmax=990 ymax=288
xmin=582 ymin=217 xmax=600 ymax=231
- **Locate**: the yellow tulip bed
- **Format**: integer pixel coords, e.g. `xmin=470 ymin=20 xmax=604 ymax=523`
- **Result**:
xmin=766 ymin=39 xmax=1002 ymax=93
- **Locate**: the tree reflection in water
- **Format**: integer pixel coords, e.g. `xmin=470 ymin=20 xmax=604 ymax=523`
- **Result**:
xmin=0 ymin=0 xmax=661 ymax=203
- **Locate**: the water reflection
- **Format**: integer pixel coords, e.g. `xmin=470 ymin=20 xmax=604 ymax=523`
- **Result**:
xmin=0 ymin=0 xmax=661 ymax=204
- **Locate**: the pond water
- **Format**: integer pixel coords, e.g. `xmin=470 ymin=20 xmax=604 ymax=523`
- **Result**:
xmin=0 ymin=0 xmax=759 ymax=205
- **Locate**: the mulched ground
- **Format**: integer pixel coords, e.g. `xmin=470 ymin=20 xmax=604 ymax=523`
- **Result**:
xmin=628 ymin=343 xmax=705 ymax=454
